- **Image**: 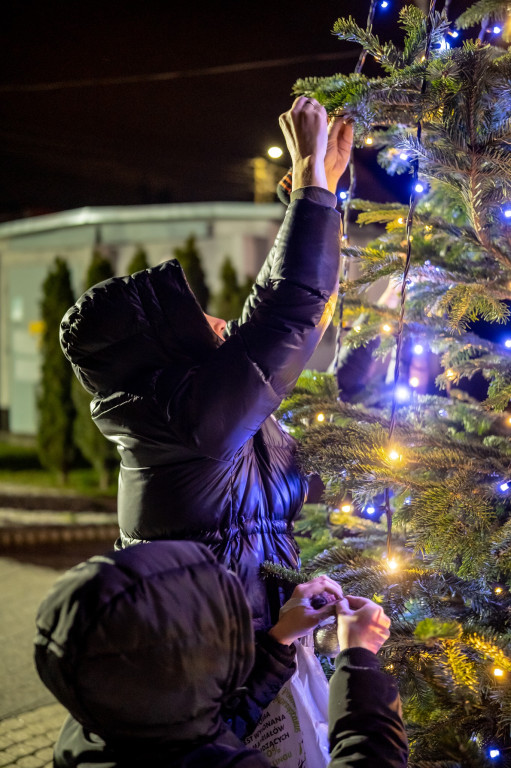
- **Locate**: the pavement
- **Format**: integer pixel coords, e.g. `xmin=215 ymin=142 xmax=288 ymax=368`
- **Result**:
xmin=0 ymin=485 xmax=119 ymax=767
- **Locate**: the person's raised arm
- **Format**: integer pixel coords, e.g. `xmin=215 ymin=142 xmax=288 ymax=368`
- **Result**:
xmin=163 ymin=101 xmax=350 ymax=460
xmin=233 ymin=100 xmax=353 ymax=327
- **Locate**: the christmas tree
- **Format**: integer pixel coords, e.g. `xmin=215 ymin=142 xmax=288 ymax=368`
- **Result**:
xmin=266 ymin=2 xmax=511 ymax=765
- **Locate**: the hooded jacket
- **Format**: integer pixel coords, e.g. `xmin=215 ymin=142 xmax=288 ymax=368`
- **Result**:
xmin=60 ymin=192 xmax=341 ymax=629
xmin=34 ymin=540 xmax=295 ymax=768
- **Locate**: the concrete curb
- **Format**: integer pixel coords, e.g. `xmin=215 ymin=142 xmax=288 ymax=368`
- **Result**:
xmin=0 ymin=524 xmax=119 ymax=549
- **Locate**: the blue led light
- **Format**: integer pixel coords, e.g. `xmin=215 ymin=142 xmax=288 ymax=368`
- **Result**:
xmin=380 ymin=1 xmax=389 ymax=7
xmin=489 ymin=748 xmax=500 ymax=759
xmin=415 ymin=182 xmax=425 ymax=193
xmin=504 ymin=339 xmax=511 ymax=349
xmin=450 ymin=30 xmax=459 ymax=38
xmin=504 ymin=208 xmax=511 ymax=219
xmin=399 ymin=152 xmax=408 ymax=160
xmin=413 ymin=343 xmax=424 ymax=355
xmin=493 ymin=26 xmax=502 ymax=34
xmin=500 ymin=482 xmax=510 ymax=492
xmin=366 ymin=506 xmax=376 ymax=515
xmin=338 ymin=190 xmax=348 ymax=200
xmin=395 ymin=385 xmax=411 ymax=403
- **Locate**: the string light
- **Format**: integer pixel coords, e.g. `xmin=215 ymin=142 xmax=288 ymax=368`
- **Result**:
xmin=499 ymin=481 xmax=510 ymax=492
xmin=365 ymin=136 xmax=374 ymax=145
xmin=354 ymin=325 xmax=361 ymax=333
xmin=338 ymin=190 xmax=348 ymax=200
xmin=437 ymin=38 xmax=451 ymax=51
xmin=387 ymin=557 xmax=399 ymax=571
xmin=399 ymin=152 xmax=408 ymax=160
xmin=494 ymin=587 xmax=503 ymax=595
xmin=413 ymin=343 xmax=424 ymax=354
xmin=507 ymin=416 xmax=511 ymax=426
xmin=493 ymin=25 xmax=502 ymax=34
xmin=409 ymin=376 xmax=420 ymax=388
xmin=504 ymin=208 xmax=511 ymax=219
xmin=388 ymin=448 xmax=401 ymax=461
xmin=445 ymin=368 xmax=456 ymax=380
xmin=316 ymin=412 xmax=325 ymax=423
xmin=382 ymin=323 xmax=392 ymax=333
xmin=414 ymin=182 xmax=425 ymax=193
xmin=380 ymin=0 xmax=389 ymax=7
xmin=489 ymin=749 xmax=500 ymax=759
xmin=449 ymin=30 xmax=459 ymax=38
xmin=395 ymin=384 xmax=411 ymax=402
xmin=366 ymin=505 xmax=376 ymax=515
xmin=504 ymin=339 xmax=511 ymax=348
xmin=397 ymin=217 xmax=405 ymax=225
xmin=493 ymin=667 xmax=505 ymax=678
xmin=341 ymin=502 xmax=352 ymax=513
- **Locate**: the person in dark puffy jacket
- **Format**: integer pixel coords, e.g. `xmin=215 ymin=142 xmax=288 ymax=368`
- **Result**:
xmin=59 ymin=97 xmax=353 ymax=629
xmin=35 ymin=540 xmax=408 ymax=768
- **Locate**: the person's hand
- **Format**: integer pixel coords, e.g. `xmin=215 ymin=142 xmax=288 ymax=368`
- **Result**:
xmin=336 ymin=595 xmax=391 ymax=654
xmin=324 ymin=116 xmax=354 ymax=194
xmin=268 ymin=575 xmax=343 ymax=646
xmin=279 ymin=96 xmax=329 ymax=192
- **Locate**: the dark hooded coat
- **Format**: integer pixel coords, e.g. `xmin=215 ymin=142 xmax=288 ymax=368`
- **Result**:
xmin=34 ymin=540 xmax=294 ymax=768
xmin=59 ymin=193 xmax=341 ymax=629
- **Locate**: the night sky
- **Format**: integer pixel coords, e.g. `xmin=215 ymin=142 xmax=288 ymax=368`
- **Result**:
xmin=0 ymin=0 xmax=470 ymax=220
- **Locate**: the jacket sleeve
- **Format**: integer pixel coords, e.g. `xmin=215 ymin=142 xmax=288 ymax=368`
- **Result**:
xmin=222 ymin=630 xmax=296 ymax=741
xmin=159 ymin=196 xmax=341 ymax=460
xmin=231 ymin=187 xmax=339 ymax=328
xmin=328 ymin=648 xmax=408 ymax=768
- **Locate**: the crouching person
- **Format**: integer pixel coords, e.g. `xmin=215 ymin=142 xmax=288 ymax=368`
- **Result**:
xmin=34 ymin=540 xmax=407 ymax=767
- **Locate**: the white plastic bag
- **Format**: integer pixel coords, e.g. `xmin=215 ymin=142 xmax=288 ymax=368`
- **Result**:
xmin=244 ymin=638 xmax=330 ymax=767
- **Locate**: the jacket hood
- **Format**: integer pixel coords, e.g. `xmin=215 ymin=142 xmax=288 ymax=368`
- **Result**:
xmin=34 ymin=540 xmax=255 ymax=747
xmin=60 ymin=260 xmax=220 ymax=395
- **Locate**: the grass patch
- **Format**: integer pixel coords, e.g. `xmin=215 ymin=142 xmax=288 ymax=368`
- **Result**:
xmin=0 ymin=442 xmax=117 ymax=497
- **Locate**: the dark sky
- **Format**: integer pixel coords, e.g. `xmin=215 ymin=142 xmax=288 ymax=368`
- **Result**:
xmin=0 ymin=0 xmax=468 ymax=219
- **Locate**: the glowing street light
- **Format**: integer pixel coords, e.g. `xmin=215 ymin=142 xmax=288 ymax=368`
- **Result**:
xmin=267 ymin=146 xmax=283 ymax=159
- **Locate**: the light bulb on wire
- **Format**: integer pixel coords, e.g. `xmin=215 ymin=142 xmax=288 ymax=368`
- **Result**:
xmin=395 ymin=385 xmax=411 ymax=403
xmin=489 ymin=749 xmax=500 ymax=759
xmin=504 ymin=208 xmax=511 ymax=219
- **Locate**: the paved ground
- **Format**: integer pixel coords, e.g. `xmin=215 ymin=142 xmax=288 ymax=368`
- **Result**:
xmin=0 ymin=491 xmax=119 ymax=768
